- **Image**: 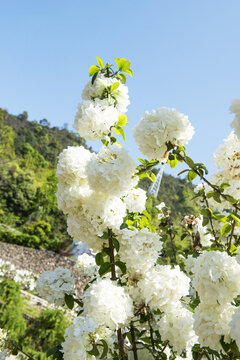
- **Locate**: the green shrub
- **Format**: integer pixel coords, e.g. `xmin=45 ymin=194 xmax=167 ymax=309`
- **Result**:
xmin=0 ymin=229 xmax=40 ymax=248
xmin=0 ymin=279 xmax=26 ymax=343
xmin=21 ymin=309 xmax=70 ymax=360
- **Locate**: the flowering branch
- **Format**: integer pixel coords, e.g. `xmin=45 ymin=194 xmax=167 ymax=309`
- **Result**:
xmin=177 ymin=152 xmax=240 ymax=212
xmin=130 ymin=324 xmax=139 ymax=360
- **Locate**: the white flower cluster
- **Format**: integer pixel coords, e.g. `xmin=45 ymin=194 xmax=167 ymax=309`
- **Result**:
xmin=36 ymin=267 xmax=75 ymax=306
xmin=132 ymin=107 xmax=194 ymax=162
xmin=118 ymin=228 xmax=162 ymax=275
xmin=76 ymin=253 xmax=98 ymax=278
xmin=14 ymin=269 xmax=36 ymax=291
xmin=191 ymin=251 xmax=240 ymax=305
xmin=193 ymin=302 xmax=234 ymax=351
xmin=74 ymin=75 xmax=129 ymax=141
xmin=82 ymin=75 xmax=130 ymax=113
xmin=189 ymin=251 xmax=240 ymax=350
xmin=230 ymin=98 xmax=240 ymax=139
xmin=158 ymin=304 xmax=197 ymax=353
xmin=86 ymin=144 xmax=136 ymax=197
xmin=214 ymin=132 xmax=240 ymax=179
xmin=62 ymin=316 xmax=113 ymax=360
xmin=122 ymin=187 xmax=147 ymax=213
xmin=56 ymin=143 xmax=137 ymax=252
xmin=139 ymin=265 xmax=190 ymax=310
xmin=83 ymin=278 xmax=133 ymax=330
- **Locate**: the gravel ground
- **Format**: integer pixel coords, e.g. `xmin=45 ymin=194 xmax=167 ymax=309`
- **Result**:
xmin=0 ymin=242 xmax=88 ymax=296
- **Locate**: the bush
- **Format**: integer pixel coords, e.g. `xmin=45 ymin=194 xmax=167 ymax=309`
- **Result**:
xmin=0 ymin=229 xmax=40 ymax=248
xmin=0 ymin=279 xmax=26 ymax=343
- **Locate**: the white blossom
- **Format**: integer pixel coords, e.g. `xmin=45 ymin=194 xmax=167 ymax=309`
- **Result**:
xmin=132 ymin=107 xmax=194 ymax=162
xmin=118 ymin=228 xmax=163 ymax=275
xmin=83 ymin=278 xmax=133 ymax=329
xmin=82 ymin=75 xmax=130 ymax=113
xmin=213 ymin=132 xmax=240 ymax=179
xmin=139 ymin=265 xmax=190 ymax=310
xmin=229 ymin=307 xmax=240 ymax=350
xmin=36 ymin=267 xmax=75 ymax=306
xmin=158 ymin=304 xmax=197 ymax=353
xmin=0 ymin=259 xmax=15 ymax=276
xmin=14 ymin=269 xmax=36 ymax=291
xmin=56 ymin=146 xmax=94 ymax=185
xmin=62 ymin=316 xmax=109 ymax=360
xmin=76 ymin=254 xmax=98 ymax=278
xmin=191 ymin=251 xmax=240 ymax=305
xmin=122 ymin=187 xmax=147 ymax=213
xmin=74 ymin=100 xmax=119 ymax=141
xmin=194 ymin=302 xmax=234 ymax=351
xmin=86 ymin=144 xmax=136 ymax=197
xmin=194 ymin=215 xmax=213 ymax=247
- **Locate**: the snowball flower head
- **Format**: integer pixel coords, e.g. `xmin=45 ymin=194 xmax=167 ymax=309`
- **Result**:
xmin=132 ymin=107 xmax=194 ymax=161
xmin=158 ymin=304 xmax=197 ymax=353
xmin=56 ymin=146 xmax=93 ymax=186
xmin=122 ymin=187 xmax=147 ymax=213
xmin=194 ymin=302 xmax=234 ymax=351
xmin=76 ymin=253 xmax=98 ymax=278
xmin=118 ymin=228 xmax=163 ymax=275
xmin=139 ymin=265 xmax=190 ymax=310
xmin=74 ymin=99 xmax=119 ymax=141
xmin=62 ymin=316 xmax=99 ymax=360
xmin=213 ymin=132 xmax=240 ymax=179
xmin=191 ymin=251 xmax=240 ymax=304
xmin=36 ymin=267 xmax=75 ymax=306
xmin=194 ymin=215 xmax=213 ymax=247
xmin=86 ymin=144 xmax=136 ymax=197
xmin=82 ymin=75 xmax=130 ymax=113
xmin=83 ymin=278 xmax=133 ymax=329
xmin=230 ymin=99 xmax=240 ymax=139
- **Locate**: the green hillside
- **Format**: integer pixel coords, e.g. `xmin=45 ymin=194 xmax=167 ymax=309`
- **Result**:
xmin=0 ymin=108 xmax=197 ymax=253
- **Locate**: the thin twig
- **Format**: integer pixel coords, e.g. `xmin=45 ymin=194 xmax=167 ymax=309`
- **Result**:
xmin=130 ymin=324 xmax=138 ymax=360
xmin=154 ymin=342 xmax=169 ymax=360
xmin=203 ymin=193 xmax=221 ymax=247
xmin=227 ymin=220 xmax=236 ymax=255
xmin=15 ymin=347 xmax=37 ymax=360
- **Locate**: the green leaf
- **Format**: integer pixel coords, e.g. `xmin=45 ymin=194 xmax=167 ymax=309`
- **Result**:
xmin=87 ymin=344 xmax=100 ymax=357
xmin=185 ymin=156 xmax=195 ymax=168
xmin=225 ymin=194 xmax=237 ymax=204
xmin=123 ymin=68 xmax=133 ymax=76
xmin=95 ymin=252 xmax=104 ymax=266
xmin=99 ymin=262 xmax=111 ymax=276
xmin=96 ymin=56 xmax=104 ymax=68
xmin=115 ymin=260 xmax=126 ymax=274
xmin=12 ymin=349 xmax=19 ymax=356
xmin=177 ymin=169 xmax=189 ymax=176
xmin=91 ymin=71 xmax=99 ymax=84
xmin=64 ymin=293 xmax=74 ymax=310
xmin=113 ymin=238 xmax=120 ymax=252
xmin=89 ymin=65 xmax=100 ymax=76
xmin=187 ymin=171 xmax=197 ymax=181
xmin=100 ymin=340 xmax=108 ymax=359
xmin=115 ymin=58 xmax=131 ymax=71
xmin=202 ymin=218 xmax=209 ymax=227
xmin=117 ymin=73 xmax=127 ymax=84
xmin=47 ymin=347 xmax=58 ymax=357
xmin=117 ymin=114 xmax=127 ymax=127
xmin=169 ymin=157 xmax=178 ymax=168
xmin=117 ymin=127 xmax=125 ymax=141
xmin=181 ymin=233 xmax=188 ymax=240
xmin=229 ymin=214 xmax=240 ymax=226
xmin=220 ymin=223 xmax=232 ymax=236
xmin=111 ymin=82 xmax=119 ymax=92
xmin=101 ymin=139 xmax=109 ymax=146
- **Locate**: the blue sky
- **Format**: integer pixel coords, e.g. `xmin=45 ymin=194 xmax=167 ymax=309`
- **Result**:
xmin=1 ymin=0 xmax=240 ymax=178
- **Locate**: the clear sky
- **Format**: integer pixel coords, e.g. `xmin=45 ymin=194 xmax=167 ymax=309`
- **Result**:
xmin=1 ymin=0 xmax=240 ymax=178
